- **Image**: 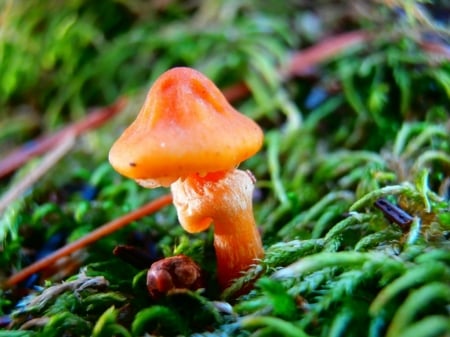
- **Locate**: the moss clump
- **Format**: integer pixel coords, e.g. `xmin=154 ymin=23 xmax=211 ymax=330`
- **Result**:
xmin=1 ymin=1 xmax=449 ymax=336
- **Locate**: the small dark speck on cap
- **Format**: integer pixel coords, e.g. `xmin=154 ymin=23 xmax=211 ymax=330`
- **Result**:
xmin=129 ymin=162 xmax=137 ymax=167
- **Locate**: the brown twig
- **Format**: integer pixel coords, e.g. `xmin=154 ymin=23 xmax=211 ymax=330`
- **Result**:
xmin=5 ymin=193 xmax=173 ymax=287
xmin=283 ymin=30 xmax=370 ymax=77
xmin=419 ymin=41 xmax=450 ymax=60
xmin=222 ymin=30 xmax=370 ymax=103
xmin=374 ymin=198 xmax=414 ymax=228
xmin=0 ymin=97 xmax=128 ymax=179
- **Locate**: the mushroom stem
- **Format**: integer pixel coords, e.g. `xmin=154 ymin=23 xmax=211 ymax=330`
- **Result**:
xmin=171 ymin=169 xmax=264 ymax=289
xmin=213 ymin=204 xmax=263 ymax=289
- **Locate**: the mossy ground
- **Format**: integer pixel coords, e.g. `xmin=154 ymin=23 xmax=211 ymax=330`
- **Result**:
xmin=0 ymin=1 xmax=449 ymax=336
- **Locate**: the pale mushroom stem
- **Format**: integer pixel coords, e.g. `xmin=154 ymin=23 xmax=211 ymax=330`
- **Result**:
xmin=171 ymin=169 xmax=264 ymax=289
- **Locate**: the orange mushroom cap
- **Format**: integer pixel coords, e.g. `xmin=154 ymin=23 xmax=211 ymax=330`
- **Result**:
xmin=109 ymin=67 xmax=263 ymax=187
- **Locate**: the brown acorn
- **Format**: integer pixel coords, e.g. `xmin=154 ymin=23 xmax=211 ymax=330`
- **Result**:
xmin=146 ymin=255 xmax=204 ymax=299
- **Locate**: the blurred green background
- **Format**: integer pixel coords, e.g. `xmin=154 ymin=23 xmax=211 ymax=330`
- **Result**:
xmin=0 ymin=1 xmax=449 ymax=337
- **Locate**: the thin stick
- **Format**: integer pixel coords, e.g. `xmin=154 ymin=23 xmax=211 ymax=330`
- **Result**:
xmin=0 ymin=97 xmax=127 ymax=179
xmin=0 ymin=133 xmax=76 ymax=215
xmin=222 ymin=31 xmax=370 ymax=103
xmin=283 ymin=30 xmax=369 ymax=77
xmin=5 ymin=193 xmax=173 ymax=287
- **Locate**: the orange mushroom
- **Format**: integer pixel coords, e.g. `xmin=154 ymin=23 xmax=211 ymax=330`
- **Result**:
xmin=109 ymin=67 xmax=264 ymax=289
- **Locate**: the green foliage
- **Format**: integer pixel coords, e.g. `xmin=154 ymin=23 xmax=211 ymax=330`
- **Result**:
xmin=92 ymin=306 xmax=131 ymax=337
xmin=236 ymin=277 xmax=299 ymax=319
xmin=1 ymin=0 xmax=449 ymax=336
xmin=132 ymin=305 xmax=186 ymax=336
xmin=0 ymin=0 xmax=295 ymax=127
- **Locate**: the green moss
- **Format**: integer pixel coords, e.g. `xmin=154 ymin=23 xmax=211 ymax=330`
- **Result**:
xmin=1 ymin=1 xmax=449 ymax=336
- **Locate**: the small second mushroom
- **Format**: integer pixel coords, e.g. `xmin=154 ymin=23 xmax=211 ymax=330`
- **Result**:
xmin=109 ymin=67 xmax=264 ymax=289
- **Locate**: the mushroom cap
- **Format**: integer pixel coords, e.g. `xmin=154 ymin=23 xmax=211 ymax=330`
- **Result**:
xmin=109 ymin=67 xmax=263 ymax=187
